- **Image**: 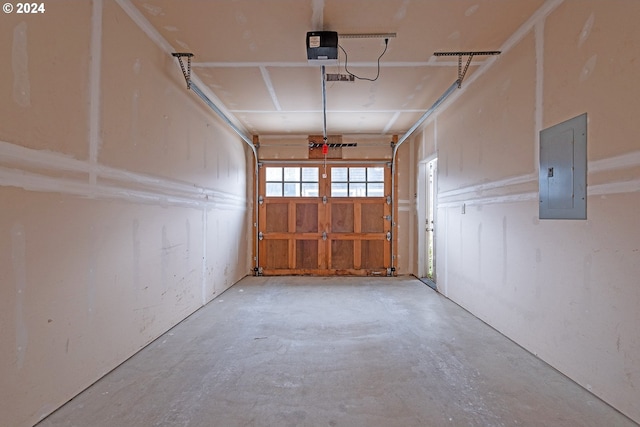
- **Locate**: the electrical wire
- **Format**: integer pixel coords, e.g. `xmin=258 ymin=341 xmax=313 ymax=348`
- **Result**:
xmin=339 ymin=38 xmax=389 ymax=82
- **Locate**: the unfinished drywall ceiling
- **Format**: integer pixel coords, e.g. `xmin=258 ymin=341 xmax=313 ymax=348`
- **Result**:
xmin=129 ymin=0 xmax=545 ymax=136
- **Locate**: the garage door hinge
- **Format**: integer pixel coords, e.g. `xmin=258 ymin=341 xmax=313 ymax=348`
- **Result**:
xmin=386 ymin=231 xmax=391 ymax=241
xmin=386 ymin=196 xmax=391 ymax=205
xmin=258 ymin=231 xmax=264 ymax=241
xmin=258 ymin=195 xmax=264 ymax=205
xmin=322 ymin=231 xmax=327 ymax=241
xmin=322 ymin=195 xmax=328 ymax=204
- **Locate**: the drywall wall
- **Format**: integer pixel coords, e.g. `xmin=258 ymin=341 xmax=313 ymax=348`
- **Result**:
xmin=0 ymin=2 xmax=251 ymax=426
xmin=410 ymin=0 xmax=640 ymax=422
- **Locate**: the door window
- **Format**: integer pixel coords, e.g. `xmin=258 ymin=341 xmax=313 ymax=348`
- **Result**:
xmin=330 ymin=167 xmax=385 ymax=197
xmin=265 ymin=167 xmax=319 ymax=197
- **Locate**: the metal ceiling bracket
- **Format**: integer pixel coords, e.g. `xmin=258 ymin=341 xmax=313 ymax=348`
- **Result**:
xmin=433 ymin=50 xmax=501 ymax=88
xmin=172 ymin=52 xmax=194 ymax=89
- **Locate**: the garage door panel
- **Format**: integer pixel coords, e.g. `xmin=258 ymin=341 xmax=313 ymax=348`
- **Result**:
xmin=361 ymin=240 xmax=385 ymax=269
xmin=331 ymin=240 xmax=354 ymax=270
xmin=266 ymin=203 xmax=289 ymax=232
xmin=296 ymin=239 xmax=319 ymax=269
xmin=296 ymin=203 xmax=318 ymax=233
xmin=266 ymin=239 xmax=289 ymax=269
xmin=331 ymin=203 xmax=354 ymax=232
xmin=361 ymin=203 xmax=385 ymax=233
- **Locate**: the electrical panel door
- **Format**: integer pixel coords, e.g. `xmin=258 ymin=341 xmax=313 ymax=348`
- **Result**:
xmin=539 ymin=113 xmax=587 ymax=220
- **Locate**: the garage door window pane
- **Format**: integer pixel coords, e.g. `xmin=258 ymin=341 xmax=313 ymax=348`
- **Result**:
xmin=368 ymin=167 xmax=384 ymax=181
xmin=349 ymin=183 xmax=366 ymax=197
xmin=367 ymin=183 xmax=384 ymax=197
xmin=284 ymin=167 xmax=300 ymax=182
xmin=284 ymin=183 xmax=300 ymax=197
xmin=332 ymin=182 xmax=348 ymax=197
xmin=266 ymin=167 xmax=282 ymax=181
xmin=266 ymin=183 xmax=282 ymax=197
xmin=350 ymin=167 xmax=366 ymax=182
xmin=302 ymin=168 xmax=318 ymax=181
xmin=302 ymin=183 xmax=319 ymax=197
xmin=331 ymin=168 xmax=348 ymax=182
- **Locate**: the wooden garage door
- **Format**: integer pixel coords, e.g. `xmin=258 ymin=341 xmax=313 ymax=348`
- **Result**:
xmin=258 ymin=164 xmax=391 ymax=276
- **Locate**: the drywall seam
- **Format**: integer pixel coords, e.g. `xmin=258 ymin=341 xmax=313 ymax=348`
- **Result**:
xmin=115 ymin=0 xmax=249 ymax=135
xmin=7 ymin=127 xmax=624 ymax=211
xmin=438 ymin=178 xmax=640 ymax=210
xmin=0 ymin=139 xmax=245 ymax=205
xmin=588 ymin=179 xmax=640 ymax=196
xmin=383 ymin=111 xmax=401 ymax=134
xmin=259 ymin=66 xmax=282 ymax=111
xmin=589 ymin=150 xmax=640 ymax=173
xmin=0 ymin=167 xmax=246 ymax=211
xmin=0 ymin=139 xmax=90 ymax=174
xmin=438 ymin=191 xmax=537 ymax=209
xmin=12 ymin=21 xmax=30 ymax=108
xmin=229 ymin=109 xmax=424 ymax=114
xmin=500 ymin=0 xmax=563 ymax=58
xmin=439 ymin=173 xmax=537 ymax=199
xmin=88 ymin=0 xmax=103 ymax=186
xmin=434 ymin=117 xmax=438 ymax=152
xmin=439 ymin=171 xmax=640 ymax=209
xmin=114 ymin=0 xmax=173 ymax=54
xmin=192 ymin=61 xmax=485 ymax=68
xmin=201 ymin=208 xmax=208 ymax=305
xmin=437 ymin=148 xmax=640 ymax=202
xmin=422 ymin=0 xmax=564 ymax=129
xmin=535 ymin=19 xmax=544 ymax=172
xmin=11 ymin=223 xmax=28 ymax=370
xmin=311 ymin=0 xmax=324 ymax=34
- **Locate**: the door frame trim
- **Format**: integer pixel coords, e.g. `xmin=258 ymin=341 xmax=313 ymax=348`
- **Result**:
xmin=417 ymin=154 xmax=438 ymax=280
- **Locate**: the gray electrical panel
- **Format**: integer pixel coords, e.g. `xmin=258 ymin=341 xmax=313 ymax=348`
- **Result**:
xmin=539 ymin=113 xmax=587 ymax=220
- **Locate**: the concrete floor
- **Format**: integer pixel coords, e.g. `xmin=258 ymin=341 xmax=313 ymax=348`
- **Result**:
xmin=39 ymin=276 xmax=637 ymax=427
